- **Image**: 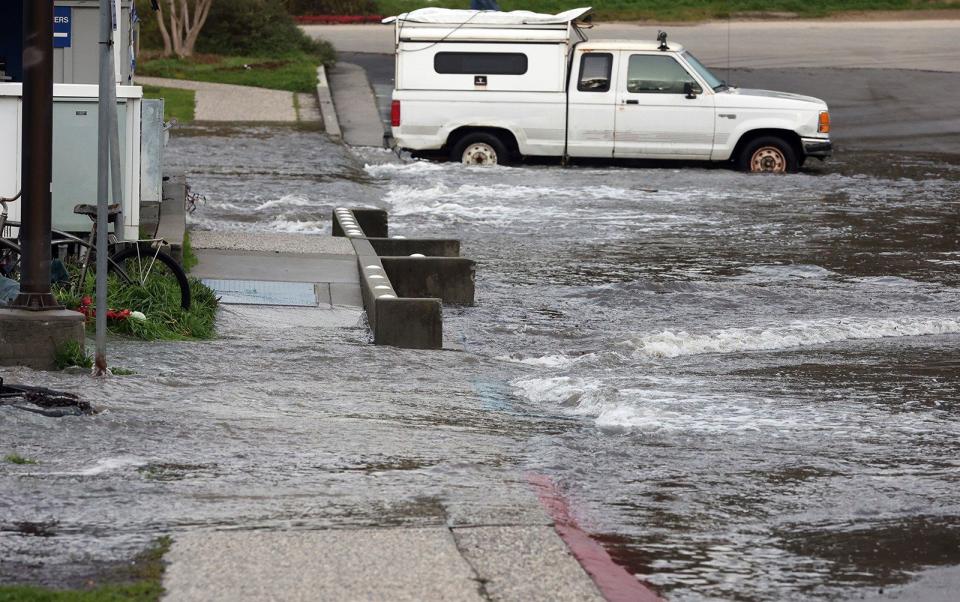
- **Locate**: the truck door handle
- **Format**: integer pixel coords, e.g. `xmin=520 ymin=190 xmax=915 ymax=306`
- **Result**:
xmin=625 ymin=100 xmax=639 ymax=105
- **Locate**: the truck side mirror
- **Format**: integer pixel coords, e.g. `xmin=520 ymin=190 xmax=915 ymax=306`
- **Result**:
xmin=683 ymin=82 xmax=701 ymax=99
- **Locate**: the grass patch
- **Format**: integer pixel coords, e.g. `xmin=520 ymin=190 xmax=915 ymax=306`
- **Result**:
xmin=110 ymin=367 xmax=137 ymax=376
xmin=141 ymin=86 xmax=195 ymax=123
xmin=374 ymin=0 xmax=960 ymax=21
xmin=138 ymin=50 xmax=332 ymax=94
xmin=181 ymin=232 xmax=198 ymax=273
xmin=4 ymin=454 xmax=38 ymax=465
xmin=53 ymin=271 xmax=218 ymax=342
xmin=53 ymin=341 xmax=93 ymax=370
xmin=0 ymin=536 xmax=171 ymax=602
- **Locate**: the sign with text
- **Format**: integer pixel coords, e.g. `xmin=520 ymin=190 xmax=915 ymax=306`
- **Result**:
xmin=53 ymin=6 xmax=71 ymax=48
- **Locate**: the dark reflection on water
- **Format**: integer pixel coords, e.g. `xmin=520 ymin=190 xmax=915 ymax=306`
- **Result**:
xmin=2 ymin=125 xmax=959 ymax=599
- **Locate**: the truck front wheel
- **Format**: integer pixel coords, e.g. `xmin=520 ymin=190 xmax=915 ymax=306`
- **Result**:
xmin=451 ymin=133 xmax=511 ymax=166
xmin=737 ymin=136 xmax=799 ymax=174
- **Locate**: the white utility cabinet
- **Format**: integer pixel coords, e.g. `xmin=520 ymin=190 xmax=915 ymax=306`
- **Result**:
xmin=0 ymin=82 xmax=142 ymax=239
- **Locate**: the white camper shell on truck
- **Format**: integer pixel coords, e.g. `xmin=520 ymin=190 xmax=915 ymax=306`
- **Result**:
xmin=386 ymin=7 xmax=832 ymax=173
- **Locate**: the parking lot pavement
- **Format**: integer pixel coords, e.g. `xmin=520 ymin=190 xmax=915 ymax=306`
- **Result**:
xmin=304 ymin=18 xmax=960 ymax=72
xmin=340 ymin=51 xmax=960 ymax=156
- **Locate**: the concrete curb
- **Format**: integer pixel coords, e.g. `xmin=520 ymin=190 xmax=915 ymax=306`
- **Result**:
xmin=157 ymin=171 xmax=187 ymax=264
xmin=316 ymin=65 xmax=341 ymax=140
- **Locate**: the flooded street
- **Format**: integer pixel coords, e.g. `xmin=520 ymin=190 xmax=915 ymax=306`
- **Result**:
xmin=3 ymin=124 xmax=959 ymax=600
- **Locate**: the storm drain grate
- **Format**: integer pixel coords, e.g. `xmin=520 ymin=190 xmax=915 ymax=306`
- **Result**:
xmin=202 ymin=279 xmax=319 ymax=307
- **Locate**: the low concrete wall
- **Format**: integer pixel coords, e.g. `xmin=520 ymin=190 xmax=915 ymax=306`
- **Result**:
xmin=332 ymin=208 xmax=388 ymax=239
xmin=316 ymin=65 xmax=341 ymax=140
xmin=367 ymin=238 xmax=460 ymax=258
xmin=157 ymin=171 xmax=186 ymax=264
xmin=374 ymin=297 xmax=442 ymax=349
xmin=380 ymin=257 xmax=475 ymax=306
xmin=352 ymin=236 xmax=442 ymax=349
xmin=0 ymin=309 xmax=85 ymax=370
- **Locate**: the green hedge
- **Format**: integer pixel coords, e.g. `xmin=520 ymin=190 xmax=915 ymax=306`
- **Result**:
xmin=135 ymin=0 xmax=329 ymax=57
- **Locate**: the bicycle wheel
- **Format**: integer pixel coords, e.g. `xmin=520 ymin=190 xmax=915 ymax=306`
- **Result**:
xmin=0 ymin=240 xmax=21 ymax=281
xmin=109 ymin=243 xmax=191 ymax=310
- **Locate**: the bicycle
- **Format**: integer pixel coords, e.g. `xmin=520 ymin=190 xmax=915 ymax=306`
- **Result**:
xmin=1 ymin=192 xmax=191 ymax=310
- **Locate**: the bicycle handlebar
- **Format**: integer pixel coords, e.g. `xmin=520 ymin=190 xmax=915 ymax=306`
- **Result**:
xmin=0 ymin=191 xmax=21 ymax=203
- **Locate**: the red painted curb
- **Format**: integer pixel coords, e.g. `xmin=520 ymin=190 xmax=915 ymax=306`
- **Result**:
xmin=295 ymin=15 xmax=384 ymax=25
xmin=527 ymin=473 xmax=663 ymax=602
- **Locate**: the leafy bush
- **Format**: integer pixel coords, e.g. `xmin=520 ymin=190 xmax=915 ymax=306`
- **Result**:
xmin=136 ymin=0 xmax=330 ymax=57
xmin=197 ymin=0 xmax=327 ymax=57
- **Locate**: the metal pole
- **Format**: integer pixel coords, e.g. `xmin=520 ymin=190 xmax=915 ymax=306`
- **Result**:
xmin=107 ymin=0 xmax=123 ymax=236
xmin=10 ymin=0 xmax=60 ymax=310
xmin=94 ymin=0 xmax=115 ymax=375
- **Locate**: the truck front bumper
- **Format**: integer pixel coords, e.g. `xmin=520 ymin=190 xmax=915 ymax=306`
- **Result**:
xmin=801 ymin=137 xmax=833 ymax=158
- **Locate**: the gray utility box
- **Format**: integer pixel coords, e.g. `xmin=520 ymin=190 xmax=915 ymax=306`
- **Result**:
xmin=140 ymin=99 xmax=165 ymax=204
xmin=52 ymin=98 xmax=128 ymax=233
xmin=54 ymin=0 xmax=135 ymax=85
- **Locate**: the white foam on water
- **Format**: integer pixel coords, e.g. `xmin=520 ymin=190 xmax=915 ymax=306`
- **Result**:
xmin=511 ymin=375 xmax=798 ymax=434
xmin=364 ymin=161 xmax=447 ymax=176
xmin=253 ymin=194 xmax=315 ymax=211
xmin=740 ymin=264 xmax=838 ymax=280
xmin=628 ymin=315 xmax=960 ymax=358
xmin=37 ymin=456 xmax=148 ymax=477
xmin=265 ymin=217 xmax=328 ymax=234
xmin=496 ymin=353 xmax=579 ymax=369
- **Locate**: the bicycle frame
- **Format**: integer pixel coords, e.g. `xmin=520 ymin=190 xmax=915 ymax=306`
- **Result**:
xmin=1 ymin=197 xmax=172 ymax=294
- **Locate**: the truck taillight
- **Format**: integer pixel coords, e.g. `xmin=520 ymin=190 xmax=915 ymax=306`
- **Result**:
xmin=391 ymin=100 xmax=401 ymax=127
xmin=818 ymin=111 xmax=830 ymax=134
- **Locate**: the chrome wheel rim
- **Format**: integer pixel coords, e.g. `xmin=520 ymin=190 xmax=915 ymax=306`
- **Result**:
xmin=750 ymin=146 xmax=787 ymax=173
xmin=462 ymin=143 xmax=498 ymax=165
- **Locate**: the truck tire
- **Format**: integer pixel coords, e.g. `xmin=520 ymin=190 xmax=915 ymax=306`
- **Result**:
xmin=737 ymin=136 xmax=799 ymax=174
xmin=451 ymin=133 xmax=511 ymax=166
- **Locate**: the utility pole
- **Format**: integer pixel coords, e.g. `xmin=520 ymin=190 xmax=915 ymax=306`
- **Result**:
xmin=0 ymin=0 xmax=85 ymax=370
xmin=10 ymin=0 xmax=59 ymax=310
xmin=94 ymin=0 xmax=122 ymax=375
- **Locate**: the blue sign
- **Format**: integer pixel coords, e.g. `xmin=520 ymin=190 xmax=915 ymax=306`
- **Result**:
xmin=53 ymin=6 xmax=71 ymax=49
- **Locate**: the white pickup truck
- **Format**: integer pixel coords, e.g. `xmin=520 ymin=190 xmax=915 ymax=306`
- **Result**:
xmin=386 ymin=7 xmax=832 ymax=173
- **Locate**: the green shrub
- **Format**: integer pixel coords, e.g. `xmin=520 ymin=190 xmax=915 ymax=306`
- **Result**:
xmin=136 ymin=0 xmax=329 ymax=57
xmin=197 ymin=0 xmax=328 ymax=57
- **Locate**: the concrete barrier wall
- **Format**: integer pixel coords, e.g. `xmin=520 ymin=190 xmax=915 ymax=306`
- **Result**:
xmin=348 ymin=224 xmax=443 ymax=349
xmin=367 ymin=238 xmax=460 ymax=258
xmin=380 ymin=257 xmax=475 ymax=306
xmin=332 ymin=208 xmax=387 ymax=239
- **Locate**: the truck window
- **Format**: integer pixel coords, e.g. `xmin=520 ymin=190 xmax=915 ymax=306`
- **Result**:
xmin=626 ymin=55 xmax=700 ymax=95
xmin=578 ymin=53 xmax=612 ymax=92
xmin=434 ymin=52 xmax=528 ymax=75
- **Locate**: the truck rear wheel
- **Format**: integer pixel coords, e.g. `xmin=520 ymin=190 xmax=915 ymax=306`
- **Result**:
xmin=452 ymin=133 xmax=510 ymax=166
xmin=738 ymin=136 xmax=799 ymax=174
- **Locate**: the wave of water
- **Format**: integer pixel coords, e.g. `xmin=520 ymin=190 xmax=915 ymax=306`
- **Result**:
xmin=627 ymin=315 xmax=960 ymax=358
xmin=511 ymin=375 xmax=806 ymax=434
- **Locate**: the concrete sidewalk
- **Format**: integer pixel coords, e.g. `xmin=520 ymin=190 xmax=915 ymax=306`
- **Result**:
xmin=189 ymin=231 xmax=362 ymax=327
xmin=327 ymin=62 xmax=386 ymax=147
xmin=163 ymin=526 xmax=605 ymax=601
xmin=136 ymin=77 xmax=321 ymax=123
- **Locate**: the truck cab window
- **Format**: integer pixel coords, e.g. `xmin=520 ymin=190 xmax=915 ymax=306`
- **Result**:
xmin=577 ymin=53 xmax=612 ymax=92
xmin=434 ymin=52 xmax=528 ymax=75
xmin=626 ymin=55 xmax=700 ymax=94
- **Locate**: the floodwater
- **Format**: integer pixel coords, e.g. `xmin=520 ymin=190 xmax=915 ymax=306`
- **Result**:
xmin=2 ymin=124 xmax=958 ymax=601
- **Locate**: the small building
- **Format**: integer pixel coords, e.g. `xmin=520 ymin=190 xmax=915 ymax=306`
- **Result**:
xmin=0 ymin=0 xmax=154 ymax=239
